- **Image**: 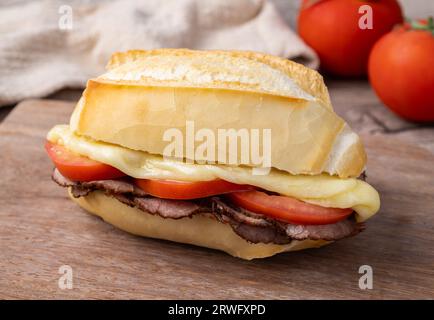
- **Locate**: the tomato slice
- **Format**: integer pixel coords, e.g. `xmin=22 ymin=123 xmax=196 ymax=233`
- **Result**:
xmin=135 ymin=179 xmax=254 ymax=200
xmin=45 ymin=141 xmax=126 ymax=182
xmin=227 ymin=190 xmax=353 ymax=225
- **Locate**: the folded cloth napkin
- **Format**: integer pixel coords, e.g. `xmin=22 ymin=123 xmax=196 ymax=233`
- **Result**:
xmin=0 ymin=0 xmax=318 ymax=107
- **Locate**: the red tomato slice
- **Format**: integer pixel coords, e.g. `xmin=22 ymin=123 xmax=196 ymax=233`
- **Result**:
xmin=135 ymin=179 xmax=254 ymax=200
xmin=45 ymin=141 xmax=126 ymax=182
xmin=227 ymin=190 xmax=353 ymax=225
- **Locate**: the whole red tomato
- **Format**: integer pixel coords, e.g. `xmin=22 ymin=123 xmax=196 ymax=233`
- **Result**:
xmin=368 ymin=19 xmax=434 ymax=122
xmin=298 ymin=0 xmax=403 ymax=77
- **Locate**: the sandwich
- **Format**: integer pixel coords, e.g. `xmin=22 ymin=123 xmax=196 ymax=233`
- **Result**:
xmin=45 ymin=49 xmax=380 ymax=260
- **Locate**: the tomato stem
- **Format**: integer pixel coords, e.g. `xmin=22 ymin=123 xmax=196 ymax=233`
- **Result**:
xmin=407 ymin=16 xmax=434 ymax=35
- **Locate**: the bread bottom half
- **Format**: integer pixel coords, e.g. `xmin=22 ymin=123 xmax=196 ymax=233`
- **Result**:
xmin=69 ymin=189 xmax=330 ymax=260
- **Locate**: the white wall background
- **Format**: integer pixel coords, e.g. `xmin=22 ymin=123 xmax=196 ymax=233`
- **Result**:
xmin=272 ymin=0 xmax=434 ymax=30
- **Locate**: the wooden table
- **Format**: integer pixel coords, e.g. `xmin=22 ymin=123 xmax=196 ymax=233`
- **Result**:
xmin=1 ymin=81 xmax=433 ymax=299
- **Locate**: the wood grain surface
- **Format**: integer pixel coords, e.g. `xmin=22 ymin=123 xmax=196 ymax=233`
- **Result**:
xmin=0 ymin=99 xmax=433 ymax=299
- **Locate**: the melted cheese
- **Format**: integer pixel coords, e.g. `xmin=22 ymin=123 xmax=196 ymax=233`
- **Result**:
xmin=47 ymin=125 xmax=380 ymax=222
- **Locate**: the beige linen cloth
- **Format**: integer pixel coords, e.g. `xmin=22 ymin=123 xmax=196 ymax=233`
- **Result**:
xmin=0 ymin=0 xmax=318 ymax=107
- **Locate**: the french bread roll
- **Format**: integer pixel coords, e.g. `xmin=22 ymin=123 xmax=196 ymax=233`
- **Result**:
xmin=70 ymin=49 xmax=366 ymax=178
xmin=46 ymin=49 xmax=380 ymax=260
xmin=70 ymin=189 xmax=330 ymax=260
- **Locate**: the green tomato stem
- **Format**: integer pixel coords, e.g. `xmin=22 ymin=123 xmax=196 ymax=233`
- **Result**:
xmin=408 ymin=16 xmax=434 ymax=36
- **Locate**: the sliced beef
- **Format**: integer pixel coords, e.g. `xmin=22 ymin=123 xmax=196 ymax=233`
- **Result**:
xmin=115 ymin=194 xmax=204 ymax=219
xmin=230 ymin=223 xmax=292 ymax=245
xmin=52 ymin=169 xmax=363 ymax=244
xmin=211 ymin=197 xmax=361 ymax=243
xmin=52 ymin=169 xmax=147 ymax=197
xmin=212 ymin=198 xmax=273 ymax=228
xmin=281 ymin=220 xmax=363 ymax=241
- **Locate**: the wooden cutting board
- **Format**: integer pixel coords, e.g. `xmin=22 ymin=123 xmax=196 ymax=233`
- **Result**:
xmin=1 ymin=99 xmax=433 ymax=299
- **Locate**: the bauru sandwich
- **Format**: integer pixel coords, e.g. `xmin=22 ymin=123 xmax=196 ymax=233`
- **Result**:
xmin=46 ymin=49 xmax=380 ymax=260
